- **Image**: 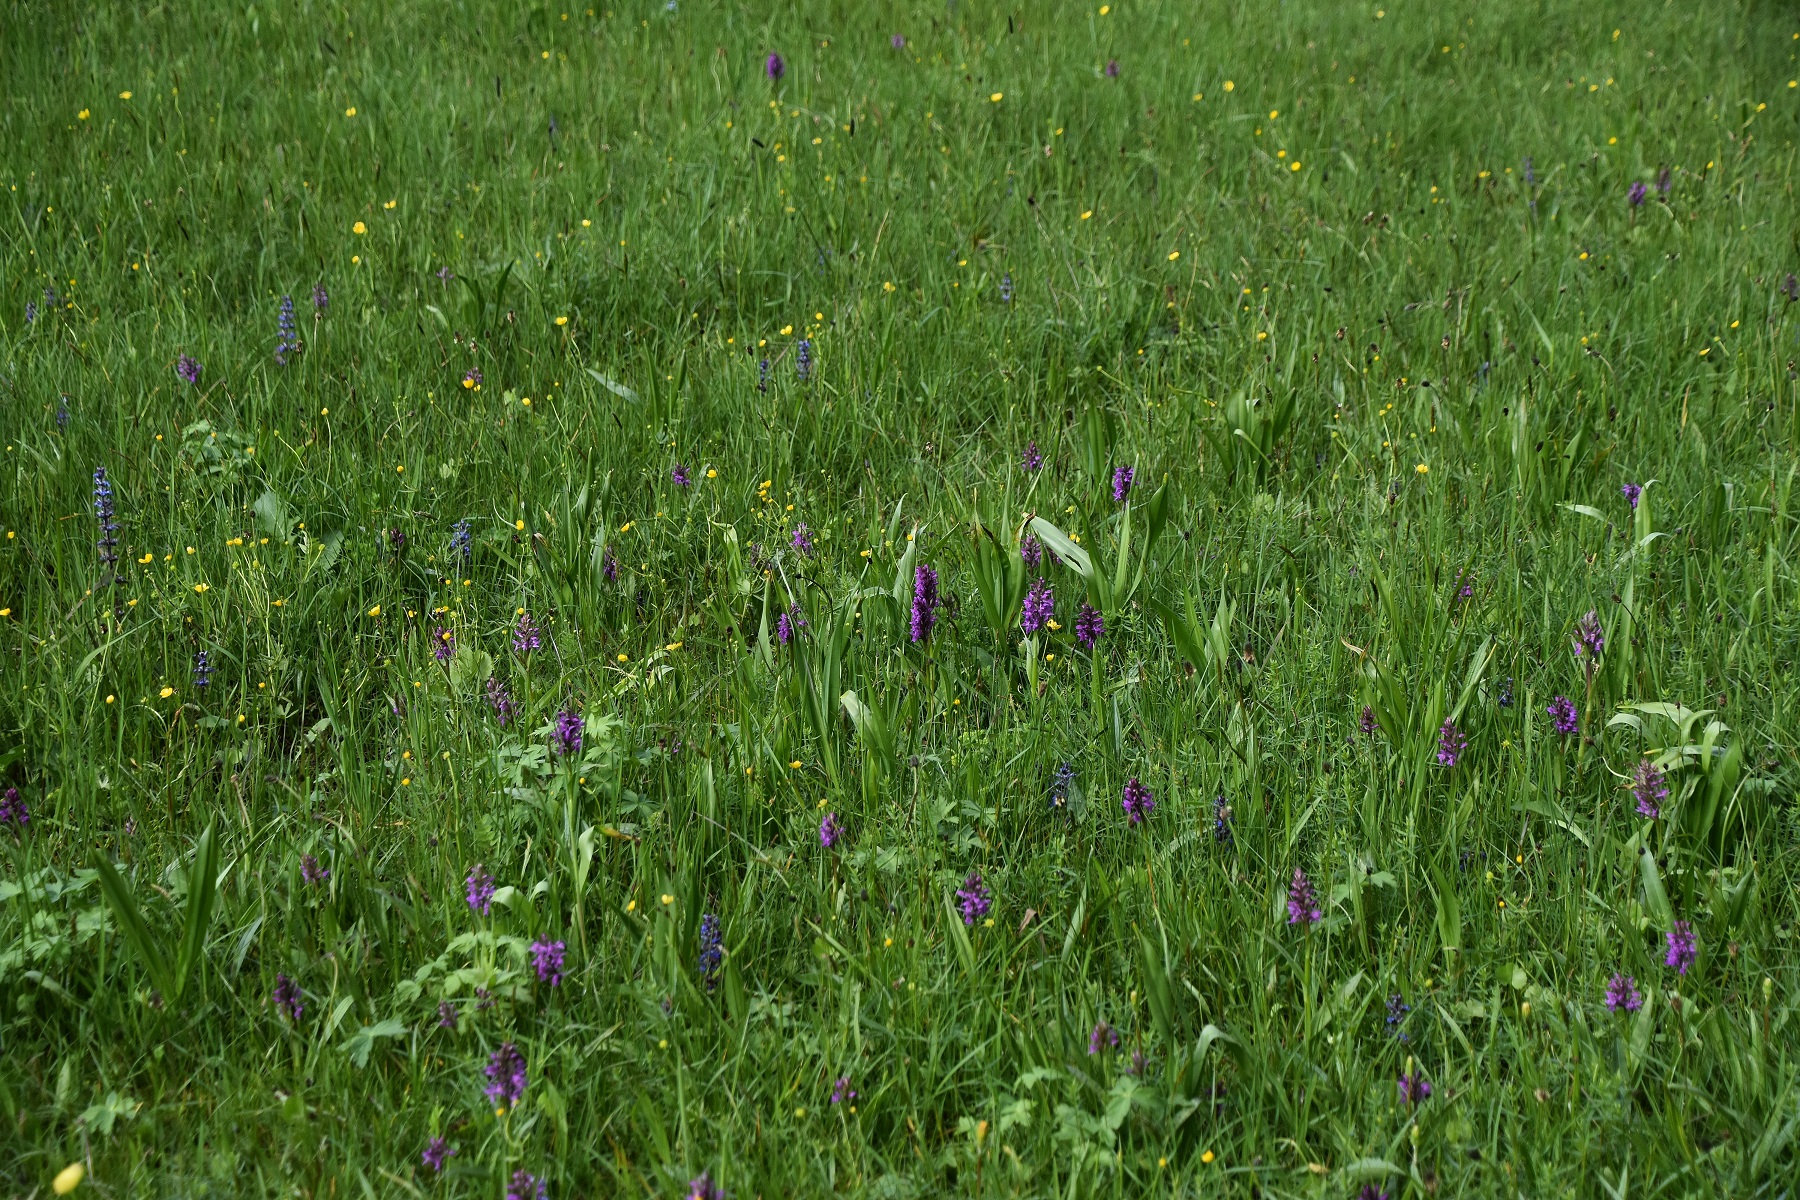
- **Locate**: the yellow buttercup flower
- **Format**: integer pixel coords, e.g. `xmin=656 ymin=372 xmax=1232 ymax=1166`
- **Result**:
xmin=352 ymin=221 xmax=367 ymax=235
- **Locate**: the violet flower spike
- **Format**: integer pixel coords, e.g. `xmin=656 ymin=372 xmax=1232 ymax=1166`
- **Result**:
xmin=830 ymin=1076 xmax=856 ymax=1105
xmin=1020 ymin=440 xmax=1042 ymax=472
xmin=1621 ymin=481 xmax=1642 ymax=510
xmin=484 ymin=1042 xmax=528 ymax=1108
xmin=671 ymin=463 xmax=692 ymax=487
xmin=696 ymin=913 xmax=723 ymax=989
xmin=1021 ymin=577 xmax=1054 ymax=634
xmin=1286 ymin=868 xmax=1322 ymax=925
xmin=552 ymin=706 xmax=583 ymax=756
xmin=513 ymin=611 xmax=540 ymax=653
xmin=505 ymin=1169 xmax=546 ymax=1200
xmin=176 ymin=354 xmax=202 ymax=386
xmin=1604 ymin=973 xmax=1643 ymax=1013
xmin=1074 ymin=603 xmax=1104 ymax=648
xmin=273 ymin=973 xmax=304 ymax=1022
xmin=1546 ymin=695 xmax=1579 ymax=736
xmin=765 ymin=52 xmax=785 ymax=80
xmin=1627 ymin=180 xmax=1647 ymax=208
xmin=465 ymin=864 xmax=497 ymax=916
xmin=486 ymin=677 xmax=517 ymax=725
xmin=1435 ymin=718 xmax=1466 ymax=767
xmin=1631 ymin=759 xmax=1668 ymax=819
xmin=1120 ymin=777 xmax=1155 ymax=826
xmin=432 ymin=626 xmax=456 ymax=664
xmin=1398 ymin=1073 xmax=1432 ymax=1106
xmin=1087 ymin=1021 xmax=1119 ymax=1055
xmin=910 ymin=564 xmax=939 ymax=643
xmin=687 ymin=1173 xmax=724 ymax=1200
xmin=300 ymin=853 xmax=328 ymax=885
xmin=1574 ymin=609 xmax=1605 ymax=659
xmin=790 ymin=523 xmax=813 ymax=556
xmin=2 ymin=788 xmax=35 ymax=832
xmin=1111 ymin=464 xmax=1134 ymax=503
xmin=436 ymin=1000 xmax=459 ymax=1030
xmin=421 ymin=1137 xmax=455 ymax=1173
xmin=1664 ymin=920 xmax=1697 ymax=975
xmin=956 ymin=870 xmax=991 ymax=926
xmin=819 ymin=811 xmax=843 ymax=849
xmin=530 ymin=939 xmax=566 ymax=987
xmin=1019 ymin=532 xmax=1042 ymax=569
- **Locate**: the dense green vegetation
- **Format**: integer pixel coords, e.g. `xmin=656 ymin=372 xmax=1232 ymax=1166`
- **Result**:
xmin=3 ymin=0 xmax=1799 ymax=1195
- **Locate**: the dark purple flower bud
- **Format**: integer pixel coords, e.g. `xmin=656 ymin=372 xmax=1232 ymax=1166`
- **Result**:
xmin=910 ymin=564 xmax=939 ymax=643
xmin=696 ymin=913 xmax=723 ymax=989
xmin=300 ymin=853 xmax=328 ymax=885
xmin=1212 ymin=793 xmax=1234 ymax=844
xmin=1104 ymin=59 xmax=1119 ymax=77
xmin=486 ymin=677 xmax=517 ymax=725
xmin=1621 ymin=482 xmax=1642 ymax=510
xmin=436 ymin=1000 xmax=459 ymax=1030
xmin=1783 ymin=273 xmax=1799 ymax=303
xmin=1286 ymin=868 xmax=1321 ymax=925
xmin=1020 ymin=441 xmax=1042 ymax=472
xmin=24 ymin=300 xmax=36 ymax=323
xmin=1074 ymin=602 xmax=1104 ymax=648
xmin=312 ymin=282 xmax=329 ymax=312
xmin=388 ymin=526 xmax=406 ymax=553
xmin=505 ymin=1169 xmax=546 ymax=1200
xmin=437 ymin=266 xmax=453 ymax=284
xmin=790 ymin=523 xmax=813 ymax=555
xmin=176 ymin=354 xmax=202 ymax=386
xmin=1655 ymin=166 xmax=1671 ymax=194
xmin=956 ymin=870 xmax=991 ymax=926
xmin=421 ymin=1137 xmax=455 ymax=1173
xmin=890 ymin=34 xmax=905 ymax=48
xmin=192 ymin=648 xmax=213 ymax=688
xmin=1087 ymin=1020 xmax=1119 ymax=1055
xmin=553 ymin=706 xmax=583 ymax=756
xmin=530 ymin=939 xmax=566 ymax=986
xmin=795 ymin=338 xmax=813 ymax=382
xmin=1358 ymin=705 xmax=1378 ymax=737
xmin=0 ymin=787 xmax=30 ymax=833
xmin=513 ymin=611 xmax=540 ymax=653
xmin=1497 ymin=676 xmax=1514 ymax=708
xmin=273 ymin=973 xmax=304 ymax=1022
xmin=1021 ymin=577 xmax=1055 ymax=634
xmin=766 ymin=52 xmax=785 ymax=80
xmin=1398 ymin=1072 xmax=1432 ymax=1105
xmin=432 ymin=626 xmax=456 ymax=664
xmin=1435 ymin=718 xmax=1466 ymax=767
xmin=601 ymin=544 xmax=618 ymax=581
xmin=1385 ymin=993 xmax=1410 ymax=1038
xmin=1604 ymin=972 xmax=1642 ymax=1013
xmin=687 ymin=1173 xmax=724 ymax=1200
xmin=1546 ymin=695 xmax=1579 ymax=736
xmin=1574 ymin=609 xmax=1605 ymax=659
xmin=1111 ymin=464 xmax=1134 ymax=503
xmin=1120 ymin=777 xmax=1155 ymax=826
xmin=831 ymin=1075 xmax=857 ymax=1104
xmin=465 ymin=864 xmax=496 ymax=915
xmin=1627 ymin=181 xmax=1647 ymax=207
xmin=1631 ymin=759 xmax=1668 ymax=818
xmin=757 ymin=357 xmax=770 ymax=393
xmin=819 ymin=811 xmax=843 ymax=849
xmin=671 ymin=463 xmax=692 ymax=487
xmin=1019 ymin=532 xmax=1042 ymax=569
xmin=1049 ymin=763 xmax=1076 ymax=811
xmin=451 ymin=519 xmax=473 ymax=562
xmin=484 ymin=1042 xmax=528 ymax=1109
xmin=1356 ymin=1187 xmax=1391 ymax=1200
xmin=1000 ymin=272 xmax=1014 ymax=303
xmin=1664 ymin=920 xmax=1696 ymax=975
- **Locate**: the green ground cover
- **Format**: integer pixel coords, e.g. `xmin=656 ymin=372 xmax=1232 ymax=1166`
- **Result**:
xmin=3 ymin=0 xmax=1800 ymax=1195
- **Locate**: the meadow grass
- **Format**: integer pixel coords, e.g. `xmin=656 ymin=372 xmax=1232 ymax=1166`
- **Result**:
xmin=3 ymin=0 xmax=1799 ymax=1195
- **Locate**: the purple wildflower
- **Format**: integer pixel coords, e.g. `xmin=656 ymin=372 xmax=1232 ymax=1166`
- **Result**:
xmin=1000 ymin=272 xmax=1014 ymax=303
xmin=890 ymin=33 xmax=905 ymax=48
xmin=1286 ymin=868 xmax=1322 ymax=926
xmin=273 ymin=973 xmax=304 ymax=1022
xmin=1021 ymin=577 xmax=1054 ymax=634
xmin=1664 ymin=920 xmax=1696 ymax=975
xmin=0 ymin=787 xmax=30 ymax=833
xmin=176 ymin=354 xmax=202 ymax=386
xmin=1574 ymin=609 xmax=1605 ymax=659
xmin=312 ymin=282 xmax=328 ymax=312
xmin=1785 ymin=274 xmax=1800 ymax=303
xmin=1104 ymin=59 xmax=1119 ymax=77
xmin=451 ymin=519 xmax=472 ymax=561
xmin=1074 ymin=602 xmax=1104 ymax=648
xmin=1359 ymin=705 xmax=1378 ymax=737
xmin=830 ymin=1076 xmax=857 ymax=1105
xmin=819 ymin=811 xmax=843 ymax=849
xmin=486 ymin=677 xmax=517 ymax=725
xmin=765 ymin=52 xmax=785 ymax=80
xmin=24 ymin=300 xmax=36 ymax=323
xmin=505 ymin=1169 xmax=546 ymax=1200
xmin=432 ymin=626 xmax=456 ymax=664
xmin=437 ymin=266 xmax=453 ymax=284
xmin=1546 ymin=695 xmax=1579 ymax=736
xmin=421 ymin=1137 xmax=455 ymax=1173
xmin=697 ymin=913 xmax=723 ymax=989
xmin=1436 ymin=718 xmax=1467 ymax=767
xmin=57 ymin=395 xmax=70 ymax=429
xmin=672 ymin=463 xmax=692 ymax=487
xmin=513 ymin=611 xmax=540 ymax=653
xmin=1398 ymin=1072 xmax=1432 ymax=1106
xmin=790 ymin=523 xmax=813 ymax=556
xmin=1631 ymin=759 xmax=1668 ymax=819
xmin=910 ymin=564 xmax=939 ymax=643
xmin=530 ymin=939 xmax=566 ymax=987
xmin=300 ymin=853 xmax=329 ymax=885
xmin=795 ymin=338 xmax=813 ymax=382
xmin=1120 ymin=777 xmax=1155 ymax=826
xmin=1087 ymin=1021 xmax=1120 ymax=1055
xmin=1627 ymin=181 xmax=1647 ymax=208
xmin=601 ymin=544 xmax=618 ymax=582
xmin=687 ymin=1173 xmax=724 ymax=1200
xmin=93 ymin=467 xmax=118 ymax=572
xmin=388 ymin=526 xmax=407 ymax=553
xmin=1126 ymin=1048 xmax=1147 ymax=1076
xmin=1621 ymin=482 xmax=1642 ymax=510
xmin=777 ymin=609 xmax=795 ymax=645
xmin=192 ymin=649 xmax=212 ymax=688
xmin=463 ymin=367 xmax=482 ymax=389
xmin=484 ymin=1042 xmax=528 ymax=1109
xmin=956 ymin=870 xmax=991 ymax=926
xmin=1111 ymin=464 xmax=1134 ymax=503
xmin=1604 ymin=973 xmax=1643 ymax=1013
xmin=1020 ymin=532 xmax=1042 ymax=569
xmin=757 ymin=358 xmax=770 ymax=393
xmin=1656 ymin=166 xmax=1672 ymax=195
xmin=465 ymin=864 xmax=497 ymax=915
xmin=275 ymin=294 xmax=298 ymax=364
xmin=437 ymin=1001 xmax=459 ymax=1030
xmin=1497 ymin=676 xmax=1515 ymax=708
xmin=1049 ymin=763 xmax=1077 ymax=811
xmin=552 ymin=706 xmax=582 ymax=756
xmin=1356 ymin=1188 xmax=1391 ymax=1200
xmin=1386 ymin=994 xmax=1411 ymax=1039
xmin=1021 ymin=441 xmax=1043 ymax=472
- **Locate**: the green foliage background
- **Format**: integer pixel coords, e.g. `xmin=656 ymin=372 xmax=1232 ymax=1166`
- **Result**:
xmin=2 ymin=0 xmax=1798 ymax=1194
